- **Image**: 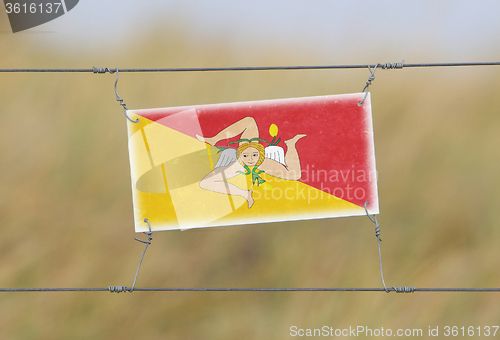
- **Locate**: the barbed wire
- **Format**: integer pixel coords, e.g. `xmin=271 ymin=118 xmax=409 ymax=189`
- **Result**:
xmin=0 ymin=61 xmax=499 ymax=73
xmin=0 ymin=287 xmax=498 ymax=293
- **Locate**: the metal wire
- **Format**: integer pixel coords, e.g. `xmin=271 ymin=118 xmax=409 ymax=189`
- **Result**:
xmin=112 ymin=68 xmax=139 ymax=123
xmin=4 ymin=208 xmax=496 ymax=294
xmin=0 ymin=61 xmax=500 ymax=73
xmin=0 ymin=287 xmax=499 ymax=293
xmin=364 ymin=201 xmax=389 ymax=292
xmin=130 ymin=219 xmax=153 ymax=293
xmin=358 ymin=64 xmax=379 ymax=105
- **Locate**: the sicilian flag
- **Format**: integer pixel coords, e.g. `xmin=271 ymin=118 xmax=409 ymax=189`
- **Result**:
xmin=126 ymin=93 xmax=378 ymax=232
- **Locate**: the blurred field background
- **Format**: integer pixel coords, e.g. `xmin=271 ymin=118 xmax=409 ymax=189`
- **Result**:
xmin=1 ymin=2 xmax=500 ymax=339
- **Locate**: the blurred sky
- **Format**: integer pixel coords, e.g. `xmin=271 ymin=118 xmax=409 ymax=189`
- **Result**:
xmin=2 ymin=0 xmax=500 ymax=63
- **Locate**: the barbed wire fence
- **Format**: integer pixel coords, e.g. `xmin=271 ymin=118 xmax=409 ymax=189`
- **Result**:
xmin=1 ymin=61 xmax=499 ymax=294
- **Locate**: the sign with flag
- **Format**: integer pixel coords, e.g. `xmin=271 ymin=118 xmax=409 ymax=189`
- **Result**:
xmin=127 ymin=93 xmax=378 ymax=232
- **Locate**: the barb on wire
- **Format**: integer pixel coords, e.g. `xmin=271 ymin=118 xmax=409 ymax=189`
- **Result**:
xmin=392 ymin=286 xmax=415 ymax=293
xmin=108 ymin=286 xmax=128 ymax=293
xmin=92 ymin=67 xmax=114 ymax=74
xmin=379 ymin=61 xmax=404 ymax=70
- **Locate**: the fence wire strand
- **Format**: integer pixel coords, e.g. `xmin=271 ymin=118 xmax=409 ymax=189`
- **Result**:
xmin=0 ymin=61 xmax=499 ymax=73
xmin=0 ymin=287 xmax=499 ymax=293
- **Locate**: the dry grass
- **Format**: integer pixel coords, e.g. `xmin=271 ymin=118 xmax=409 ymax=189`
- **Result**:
xmin=1 ymin=24 xmax=500 ymax=339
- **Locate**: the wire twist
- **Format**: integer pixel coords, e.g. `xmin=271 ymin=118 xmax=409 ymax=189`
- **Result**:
xmin=92 ymin=67 xmax=115 ymax=74
xmin=380 ymin=61 xmax=404 ymax=69
xmin=364 ymin=201 xmax=389 ymax=292
xmin=93 ymin=67 xmax=138 ymax=123
xmin=364 ymin=202 xmax=417 ymax=294
xmin=364 ymin=201 xmax=382 ymax=241
xmin=108 ymin=286 xmax=129 ymax=293
xmin=391 ymin=286 xmax=415 ymax=293
xmin=358 ymin=61 xmax=404 ymax=106
xmin=130 ymin=219 xmax=154 ymax=292
xmin=113 ymin=68 xmax=139 ymax=123
xmin=107 ymin=219 xmax=153 ymax=294
xmin=358 ymin=64 xmax=378 ymax=106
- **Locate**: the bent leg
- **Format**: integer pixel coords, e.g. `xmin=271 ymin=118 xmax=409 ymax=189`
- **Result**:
xmin=284 ymin=134 xmax=307 ymax=180
xmin=196 ymin=117 xmax=259 ymax=146
xmin=260 ymin=134 xmax=307 ymax=180
xmin=199 ymin=167 xmax=254 ymax=208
